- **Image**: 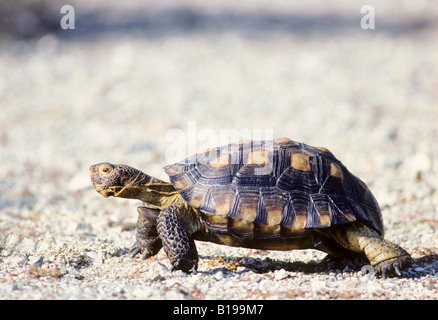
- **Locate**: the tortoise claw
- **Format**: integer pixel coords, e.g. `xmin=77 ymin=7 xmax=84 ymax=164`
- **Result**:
xmin=129 ymin=244 xmax=142 ymax=258
xmin=129 ymin=241 xmax=150 ymax=259
xmin=129 ymin=240 xmax=160 ymax=260
xmin=395 ymin=266 xmax=401 ymax=277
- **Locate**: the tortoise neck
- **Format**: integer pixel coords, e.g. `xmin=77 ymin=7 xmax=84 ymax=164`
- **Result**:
xmin=113 ymin=173 xmax=184 ymax=209
xmin=144 ymin=183 xmax=185 ymax=208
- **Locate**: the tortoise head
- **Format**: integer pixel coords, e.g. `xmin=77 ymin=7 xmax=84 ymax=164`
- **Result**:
xmin=89 ymin=162 xmax=148 ymax=198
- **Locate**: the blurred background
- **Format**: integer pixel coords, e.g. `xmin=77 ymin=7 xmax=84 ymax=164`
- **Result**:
xmin=0 ymin=0 xmax=437 ymax=246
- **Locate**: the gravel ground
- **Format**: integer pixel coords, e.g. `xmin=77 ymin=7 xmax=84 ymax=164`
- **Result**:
xmin=0 ymin=1 xmax=437 ymax=300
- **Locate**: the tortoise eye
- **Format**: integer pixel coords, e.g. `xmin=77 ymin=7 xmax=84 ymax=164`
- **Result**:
xmin=101 ymin=166 xmax=112 ymax=174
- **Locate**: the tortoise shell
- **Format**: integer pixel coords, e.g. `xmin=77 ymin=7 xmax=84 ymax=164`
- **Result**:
xmin=164 ymin=138 xmax=383 ymax=246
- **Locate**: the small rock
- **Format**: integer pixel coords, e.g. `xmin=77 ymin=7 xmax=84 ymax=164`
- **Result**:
xmin=214 ymin=271 xmax=225 ymax=280
xmin=274 ymin=268 xmax=289 ymax=280
xmin=29 ymin=255 xmax=43 ymax=267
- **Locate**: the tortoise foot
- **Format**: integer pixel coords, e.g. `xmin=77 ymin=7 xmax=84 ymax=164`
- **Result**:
xmin=373 ymin=255 xmax=412 ymax=278
xmin=129 ymin=240 xmax=159 ymax=260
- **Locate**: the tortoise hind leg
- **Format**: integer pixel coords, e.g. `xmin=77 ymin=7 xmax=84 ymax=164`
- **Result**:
xmin=320 ymin=222 xmax=412 ymax=277
xmin=157 ymin=203 xmax=199 ymax=273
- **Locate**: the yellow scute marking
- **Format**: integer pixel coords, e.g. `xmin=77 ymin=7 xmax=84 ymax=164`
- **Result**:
xmin=292 ymin=215 xmax=307 ymax=229
xmin=189 ymin=195 xmax=203 ymax=208
xmin=240 ymin=205 xmax=258 ymax=222
xmin=273 ymin=137 xmax=292 ymax=145
xmin=173 ymin=179 xmax=188 ymax=189
xmin=247 ymin=150 xmax=269 ymax=165
xmin=330 ymin=162 xmax=343 ymax=179
xmin=319 ymin=214 xmax=331 ymax=227
xmin=215 ymin=199 xmax=232 ymax=216
xmin=291 ymin=153 xmax=311 ymax=171
xmin=266 ymin=209 xmax=283 ymax=225
xmin=316 ymin=146 xmax=331 ymax=153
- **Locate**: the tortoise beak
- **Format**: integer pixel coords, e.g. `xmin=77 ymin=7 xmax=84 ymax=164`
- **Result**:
xmin=89 ymin=164 xmax=100 ymax=184
xmin=89 ymin=164 xmax=109 ymax=196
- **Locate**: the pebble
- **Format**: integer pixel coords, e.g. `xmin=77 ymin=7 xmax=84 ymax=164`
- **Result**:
xmin=29 ymin=255 xmax=43 ymax=267
xmin=274 ymin=269 xmax=289 ymax=280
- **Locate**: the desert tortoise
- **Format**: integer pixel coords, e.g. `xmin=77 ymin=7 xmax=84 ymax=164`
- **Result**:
xmin=89 ymin=138 xmax=411 ymax=277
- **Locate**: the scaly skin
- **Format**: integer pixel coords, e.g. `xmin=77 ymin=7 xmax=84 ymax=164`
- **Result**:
xmin=156 ymin=203 xmax=200 ymax=273
xmin=319 ymin=222 xmax=412 ymax=278
xmin=129 ymin=206 xmax=162 ymax=260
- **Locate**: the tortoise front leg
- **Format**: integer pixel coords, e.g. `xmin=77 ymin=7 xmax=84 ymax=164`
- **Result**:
xmin=157 ymin=203 xmax=199 ymax=273
xmin=129 ymin=206 xmax=162 ymax=260
xmin=323 ymin=222 xmax=412 ymax=277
